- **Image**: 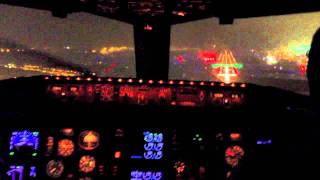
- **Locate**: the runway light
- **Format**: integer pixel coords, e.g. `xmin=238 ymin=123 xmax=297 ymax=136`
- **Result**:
xmin=114 ymin=151 xmax=121 ymax=159
xmin=66 ymin=77 xmax=70 ymax=80
xmin=148 ymin=80 xmax=154 ymax=84
xmin=220 ymin=83 xmax=225 ymax=87
xmin=200 ymin=82 xmax=205 ymax=86
xmin=87 ymin=77 xmax=92 ymax=81
xmin=171 ymin=101 xmax=176 ymax=106
xmin=97 ymin=78 xmax=102 ymax=81
xmin=55 ymin=77 xmax=60 ymax=80
xmin=107 ymin=78 xmax=113 ymax=82
xmin=139 ymin=79 xmax=143 ymax=83
xmin=231 ymin=83 xmax=236 ymax=87
xmin=169 ymin=80 xmax=174 ymax=85
xmin=240 ymin=83 xmax=246 ymax=88
xmin=179 ymin=81 xmax=184 ymax=85
xmin=190 ymin=81 xmax=194 ymax=85
xmin=76 ymin=77 xmax=81 ymax=81
xmin=44 ymin=77 xmax=49 ymax=80
xmin=210 ymin=82 xmax=215 ymax=86
xmin=158 ymin=80 xmax=164 ymax=84
xmin=61 ymin=92 xmax=66 ymax=96
xmin=118 ymin=78 xmax=123 ymax=83
xmin=128 ymin=79 xmax=133 ymax=83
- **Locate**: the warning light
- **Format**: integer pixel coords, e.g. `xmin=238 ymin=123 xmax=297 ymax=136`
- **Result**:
xmin=107 ymin=78 xmax=113 ymax=82
xmin=189 ymin=81 xmax=194 ymax=85
xmin=87 ymin=77 xmax=92 ymax=81
xmin=210 ymin=82 xmax=215 ymax=86
xmin=66 ymin=77 xmax=70 ymax=80
xmin=139 ymin=79 xmax=143 ymax=83
xmin=97 ymin=78 xmax=102 ymax=81
xmin=128 ymin=79 xmax=133 ymax=83
xmin=44 ymin=76 xmax=49 ymax=80
xmin=230 ymin=133 xmax=241 ymax=141
xmin=169 ymin=80 xmax=174 ymax=85
xmin=148 ymin=80 xmax=154 ymax=84
xmin=55 ymin=77 xmax=60 ymax=80
xmin=76 ymin=77 xmax=81 ymax=81
xmin=118 ymin=78 xmax=123 ymax=83
xmin=114 ymin=151 xmax=121 ymax=159
xmin=240 ymin=83 xmax=246 ymax=88
xmin=200 ymin=82 xmax=205 ymax=86
xmin=179 ymin=81 xmax=184 ymax=85
xmin=158 ymin=80 xmax=164 ymax=84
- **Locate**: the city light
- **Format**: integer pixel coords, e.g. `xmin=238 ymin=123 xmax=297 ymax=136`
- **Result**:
xmin=264 ymin=55 xmax=278 ymax=65
xmin=2 ymin=63 xmax=80 ymax=76
xmin=100 ymin=46 xmax=130 ymax=55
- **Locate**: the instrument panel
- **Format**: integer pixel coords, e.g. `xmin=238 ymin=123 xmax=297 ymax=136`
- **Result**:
xmin=0 ymin=128 xmax=273 ymax=180
xmin=46 ymin=77 xmax=246 ymax=108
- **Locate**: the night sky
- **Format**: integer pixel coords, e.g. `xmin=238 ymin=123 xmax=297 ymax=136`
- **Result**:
xmin=1 ymin=5 xmax=320 ymax=94
xmin=0 ymin=5 xmax=134 ymax=49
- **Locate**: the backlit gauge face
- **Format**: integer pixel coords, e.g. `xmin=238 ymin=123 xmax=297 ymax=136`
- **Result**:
xmin=79 ymin=156 xmax=96 ymax=173
xmin=225 ymin=145 xmax=245 ymax=167
xmin=79 ymin=131 xmax=100 ymax=151
xmin=46 ymin=160 xmax=64 ymax=178
xmin=58 ymin=139 xmax=75 ymax=157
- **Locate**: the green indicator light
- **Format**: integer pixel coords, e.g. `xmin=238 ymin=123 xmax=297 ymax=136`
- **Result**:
xmin=9 ymin=152 xmax=14 ymax=156
xmin=211 ymin=63 xmax=244 ymax=69
xmin=32 ymin=153 xmax=37 ymax=157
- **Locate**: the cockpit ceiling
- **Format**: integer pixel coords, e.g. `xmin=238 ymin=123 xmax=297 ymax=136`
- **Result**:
xmin=2 ymin=0 xmax=320 ymax=24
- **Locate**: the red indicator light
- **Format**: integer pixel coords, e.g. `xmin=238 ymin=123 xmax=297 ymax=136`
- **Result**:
xmin=114 ymin=151 xmax=121 ymax=159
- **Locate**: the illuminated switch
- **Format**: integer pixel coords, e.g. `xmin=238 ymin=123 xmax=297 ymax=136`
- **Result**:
xmin=61 ymin=128 xmax=74 ymax=136
xmin=111 ymin=165 xmax=119 ymax=176
xmin=199 ymin=166 xmax=206 ymax=179
xmin=30 ymin=166 xmax=36 ymax=178
xmin=65 ymin=174 xmax=74 ymax=180
xmin=230 ymin=133 xmax=242 ymax=141
xmin=115 ymin=129 xmax=124 ymax=137
xmin=98 ymin=165 xmax=105 ymax=176
xmin=114 ymin=151 xmax=122 ymax=159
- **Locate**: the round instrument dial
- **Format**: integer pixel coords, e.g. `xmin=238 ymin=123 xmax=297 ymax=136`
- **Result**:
xmin=58 ymin=139 xmax=75 ymax=157
xmin=225 ymin=145 xmax=245 ymax=167
xmin=46 ymin=160 xmax=64 ymax=178
xmin=79 ymin=156 xmax=96 ymax=173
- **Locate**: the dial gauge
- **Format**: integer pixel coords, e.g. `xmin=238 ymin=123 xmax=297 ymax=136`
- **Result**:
xmin=46 ymin=160 xmax=64 ymax=178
